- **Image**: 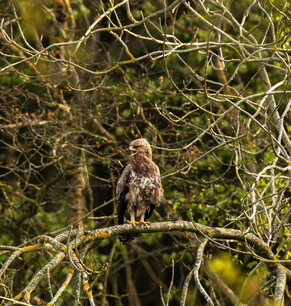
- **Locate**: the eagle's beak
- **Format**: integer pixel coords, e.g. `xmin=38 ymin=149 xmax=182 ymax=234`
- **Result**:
xmin=128 ymin=146 xmax=137 ymax=155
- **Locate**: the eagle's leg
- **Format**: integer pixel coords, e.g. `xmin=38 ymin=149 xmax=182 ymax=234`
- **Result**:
xmin=127 ymin=213 xmax=139 ymax=227
xmin=139 ymin=214 xmax=150 ymax=227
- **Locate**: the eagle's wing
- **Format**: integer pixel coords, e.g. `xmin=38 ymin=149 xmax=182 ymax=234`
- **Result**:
xmin=116 ymin=163 xmax=137 ymax=243
xmin=116 ymin=163 xmax=131 ymax=225
xmin=144 ymin=164 xmax=161 ymax=220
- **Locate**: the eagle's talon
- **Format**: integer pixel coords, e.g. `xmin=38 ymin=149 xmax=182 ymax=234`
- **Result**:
xmin=140 ymin=221 xmax=150 ymax=228
xmin=127 ymin=220 xmax=140 ymax=227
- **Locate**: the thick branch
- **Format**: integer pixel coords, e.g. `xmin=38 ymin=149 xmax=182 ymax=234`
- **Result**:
xmin=3 ymin=221 xmax=290 ymax=302
xmin=88 ymin=221 xmax=291 ymax=282
xmin=274 ymin=265 xmax=286 ymax=306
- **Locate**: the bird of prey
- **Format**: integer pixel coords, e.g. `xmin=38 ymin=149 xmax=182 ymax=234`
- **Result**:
xmin=116 ymin=138 xmax=163 ymax=243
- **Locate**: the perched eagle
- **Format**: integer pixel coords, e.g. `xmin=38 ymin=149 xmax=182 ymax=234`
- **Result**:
xmin=116 ymin=138 xmax=163 ymax=243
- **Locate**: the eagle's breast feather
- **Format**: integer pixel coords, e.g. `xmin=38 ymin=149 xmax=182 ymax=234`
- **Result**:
xmin=126 ymin=164 xmax=162 ymax=218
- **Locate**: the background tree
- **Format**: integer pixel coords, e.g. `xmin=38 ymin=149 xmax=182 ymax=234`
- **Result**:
xmin=0 ymin=0 xmax=290 ymax=305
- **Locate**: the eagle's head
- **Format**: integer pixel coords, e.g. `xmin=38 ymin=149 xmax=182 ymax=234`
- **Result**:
xmin=128 ymin=138 xmax=152 ymax=159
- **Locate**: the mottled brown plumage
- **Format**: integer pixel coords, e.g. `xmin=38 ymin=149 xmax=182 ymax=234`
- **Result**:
xmin=116 ymin=139 xmax=163 ymax=243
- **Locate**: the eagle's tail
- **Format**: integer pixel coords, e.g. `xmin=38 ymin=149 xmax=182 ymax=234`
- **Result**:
xmin=119 ymin=233 xmax=137 ymax=244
